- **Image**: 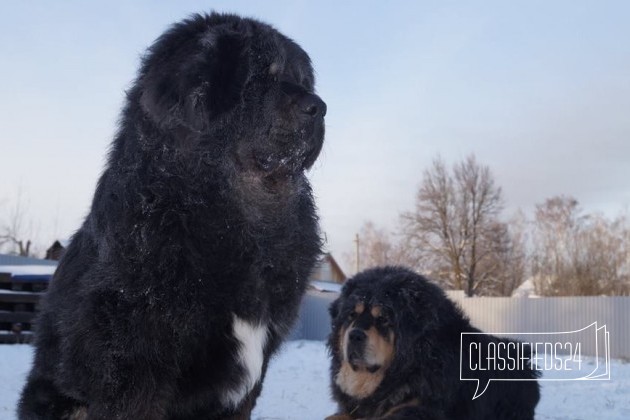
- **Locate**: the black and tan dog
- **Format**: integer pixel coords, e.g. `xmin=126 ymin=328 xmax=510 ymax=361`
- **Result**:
xmin=327 ymin=266 xmax=540 ymax=420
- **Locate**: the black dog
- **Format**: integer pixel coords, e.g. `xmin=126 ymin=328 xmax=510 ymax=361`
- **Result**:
xmin=327 ymin=267 xmax=540 ymax=420
xmin=19 ymin=13 xmax=325 ymax=420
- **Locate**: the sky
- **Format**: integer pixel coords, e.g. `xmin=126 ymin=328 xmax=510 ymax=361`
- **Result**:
xmin=1 ymin=1 xmax=629 ymax=274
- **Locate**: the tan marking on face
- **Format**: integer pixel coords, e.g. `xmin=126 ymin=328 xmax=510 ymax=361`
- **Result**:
xmin=338 ymin=324 xmax=348 ymax=359
xmin=354 ymin=302 xmax=365 ymax=314
xmin=370 ymin=305 xmax=382 ymax=318
xmin=365 ymin=327 xmax=395 ymax=368
xmin=336 ymin=322 xmax=396 ymax=399
xmin=335 ymin=360 xmax=386 ymax=399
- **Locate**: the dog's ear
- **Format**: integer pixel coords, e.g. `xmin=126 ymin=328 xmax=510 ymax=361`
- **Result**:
xmin=400 ymin=282 xmax=421 ymax=315
xmin=398 ymin=274 xmax=444 ymax=331
xmin=330 ymin=279 xmax=360 ymax=321
xmin=139 ymin=31 xmax=251 ymax=131
xmin=201 ymin=33 xmax=251 ymax=116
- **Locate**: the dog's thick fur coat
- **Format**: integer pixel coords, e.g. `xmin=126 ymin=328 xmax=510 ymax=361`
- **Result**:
xmin=19 ymin=13 xmax=325 ymax=420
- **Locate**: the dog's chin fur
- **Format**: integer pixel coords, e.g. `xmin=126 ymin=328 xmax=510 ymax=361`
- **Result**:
xmin=19 ymin=13 xmax=324 ymax=420
xmin=327 ymin=266 xmax=540 ymax=420
xmin=335 ymin=361 xmax=386 ymax=400
xmin=348 ymin=361 xmax=381 ymax=373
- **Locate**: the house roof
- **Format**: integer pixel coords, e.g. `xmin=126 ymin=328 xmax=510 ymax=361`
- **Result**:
xmin=47 ymin=239 xmax=71 ymax=250
xmin=0 ymin=264 xmax=56 ymax=282
xmin=0 ymin=253 xmax=57 ymax=266
xmin=309 ymin=280 xmax=343 ymax=293
xmin=321 ymin=253 xmax=346 ymax=279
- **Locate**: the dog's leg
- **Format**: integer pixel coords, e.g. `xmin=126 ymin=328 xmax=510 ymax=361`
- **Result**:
xmin=85 ymin=394 xmax=169 ymax=420
xmin=18 ymin=374 xmax=84 ymax=420
xmin=81 ymin=371 xmax=174 ymax=420
xmin=221 ymin=377 xmax=265 ymax=420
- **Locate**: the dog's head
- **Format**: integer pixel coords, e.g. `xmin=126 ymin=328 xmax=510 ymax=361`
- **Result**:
xmin=333 ymin=296 xmax=396 ymax=375
xmin=328 ymin=266 xmax=449 ymax=399
xmin=135 ymin=13 xmax=325 ymax=178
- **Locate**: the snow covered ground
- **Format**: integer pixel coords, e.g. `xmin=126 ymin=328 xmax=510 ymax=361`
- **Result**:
xmin=1 ymin=341 xmax=629 ymax=419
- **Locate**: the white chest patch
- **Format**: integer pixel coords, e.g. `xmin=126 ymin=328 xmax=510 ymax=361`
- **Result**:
xmin=221 ymin=315 xmax=268 ymax=408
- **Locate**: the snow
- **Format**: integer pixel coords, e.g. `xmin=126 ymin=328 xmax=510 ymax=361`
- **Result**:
xmin=1 ymin=341 xmax=629 ymax=419
xmin=253 ymin=341 xmax=336 ymax=419
xmin=0 ymin=345 xmax=32 ymax=419
xmin=309 ymin=280 xmax=343 ymax=293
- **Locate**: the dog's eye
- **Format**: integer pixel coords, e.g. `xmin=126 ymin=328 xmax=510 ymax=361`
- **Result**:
xmin=347 ymin=312 xmax=357 ymax=321
xmin=279 ymin=81 xmax=305 ymax=96
xmin=377 ymin=316 xmax=389 ymax=326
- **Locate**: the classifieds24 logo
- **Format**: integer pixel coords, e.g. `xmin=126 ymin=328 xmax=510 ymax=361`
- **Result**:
xmin=460 ymin=322 xmax=610 ymax=399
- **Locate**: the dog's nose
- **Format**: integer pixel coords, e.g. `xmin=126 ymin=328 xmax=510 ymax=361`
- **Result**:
xmin=349 ymin=329 xmax=366 ymax=343
xmin=299 ymin=94 xmax=327 ymax=118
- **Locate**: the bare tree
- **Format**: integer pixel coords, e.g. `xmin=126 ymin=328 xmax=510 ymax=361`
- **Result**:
xmin=400 ymin=155 xmax=506 ymax=296
xmin=531 ymin=196 xmax=578 ymax=295
xmin=531 ymin=196 xmax=630 ymax=296
xmin=0 ymin=188 xmax=35 ymax=257
xmin=502 ymin=210 xmax=529 ymax=295
xmin=476 ymin=213 xmax=528 ymax=296
xmin=621 ymin=213 xmax=630 ymax=293
xmin=577 ymin=214 xmax=630 ymax=295
xmin=344 ymin=221 xmax=410 ymax=275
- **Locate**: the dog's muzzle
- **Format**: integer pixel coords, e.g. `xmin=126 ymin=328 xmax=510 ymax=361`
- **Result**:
xmin=297 ymin=93 xmax=327 ymax=120
xmin=347 ymin=329 xmax=367 ymax=365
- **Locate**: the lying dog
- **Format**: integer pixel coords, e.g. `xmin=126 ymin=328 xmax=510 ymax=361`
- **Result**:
xmin=19 ymin=13 xmax=325 ymax=420
xmin=327 ymin=266 xmax=540 ymax=420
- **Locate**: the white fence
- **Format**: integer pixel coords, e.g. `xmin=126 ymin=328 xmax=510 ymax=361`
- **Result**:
xmin=449 ymin=294 xmax=629 ymax=360
xmin=291 ymin=290 xmax=630 ymax=359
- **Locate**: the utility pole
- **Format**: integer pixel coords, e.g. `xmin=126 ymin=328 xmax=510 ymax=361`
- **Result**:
xmin=354 ymin=233 xmax=360 ymax=274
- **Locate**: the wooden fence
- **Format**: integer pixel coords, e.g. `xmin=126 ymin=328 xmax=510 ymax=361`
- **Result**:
xmin=0 ymin=272 xmax=45 ymax=344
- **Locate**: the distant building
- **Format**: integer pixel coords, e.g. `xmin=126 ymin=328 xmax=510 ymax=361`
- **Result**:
xmin=293 ymin=254 xmax=345 ymax=340
xmin=45 ymin=239 xmax=70 ymax=261
xmin=309 ymin=253 xmax=346 ymax=284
